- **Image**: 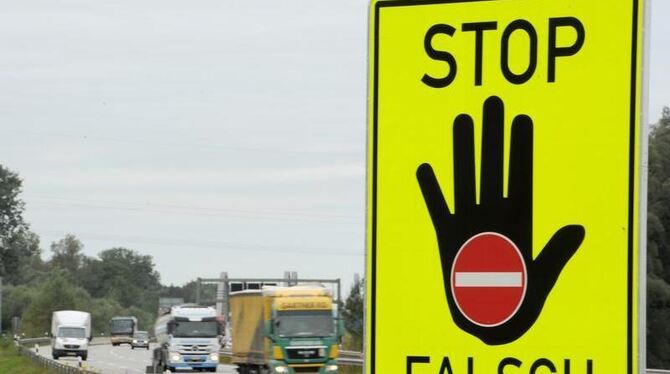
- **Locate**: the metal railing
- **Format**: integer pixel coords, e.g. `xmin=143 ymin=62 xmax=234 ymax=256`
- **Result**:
xmin=338 ymin=350 xmax=363 ymax=366
xmin=18 ymin=336 xmax=110 ymax=346
xmin=17 ymin=336 xmax=50 ymax=346
xmin=17 ymin=345 xmax=100 ymax=374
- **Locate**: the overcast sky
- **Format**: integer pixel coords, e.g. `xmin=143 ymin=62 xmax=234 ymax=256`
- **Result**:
xmin=0 ymin=0 xmax=667 ymax=291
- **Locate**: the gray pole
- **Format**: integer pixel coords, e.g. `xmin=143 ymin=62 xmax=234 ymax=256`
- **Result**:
xmin=216 ymin=273 xmax=225 ymax=315
xmin=196 ymin=278 xmax=201 ymax=305
xmin=222 ymin=272 xmax=229 ymax=321
xmin=336 ymin=278 xmax=341 ymax=316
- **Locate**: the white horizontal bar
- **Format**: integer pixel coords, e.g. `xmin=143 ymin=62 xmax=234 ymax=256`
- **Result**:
xmin=455 ymin=272 xmax=523 ymax=287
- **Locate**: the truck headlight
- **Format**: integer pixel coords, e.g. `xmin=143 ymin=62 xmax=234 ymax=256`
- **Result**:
xmin=132 ymin=340 xmax=137 ymax=344
xmin=325 ymin=364 xmax=338 ymax=372
xmin=209 ymin=353 xmax=219 ymax=362
xmin=170 ymin=352 xmax=181 ymax=362
xmin=274 ymin=366 xmax=289 ymax=373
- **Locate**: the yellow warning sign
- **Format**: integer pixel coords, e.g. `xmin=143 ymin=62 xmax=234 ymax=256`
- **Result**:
xmin=366 ymin=0 xmax=645 ymax=373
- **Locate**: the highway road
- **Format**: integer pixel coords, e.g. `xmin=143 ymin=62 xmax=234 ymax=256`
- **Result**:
xmin=37 ymin=343 xmax=238 ymax=374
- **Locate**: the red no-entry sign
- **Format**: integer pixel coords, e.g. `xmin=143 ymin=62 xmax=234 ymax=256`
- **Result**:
xmin=451 ymin=233 xmax=527 ymax=327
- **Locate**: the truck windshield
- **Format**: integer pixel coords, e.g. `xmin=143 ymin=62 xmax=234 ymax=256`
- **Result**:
xmin=276 ymin=311 xmax=334 ymax=338
xmin=58 ymin=327 xmax=86 ymax=339
xmin=111 ymin=319 xmax=134 ymax=334
xmin=173 ymin=321 xmax=218 ymax=338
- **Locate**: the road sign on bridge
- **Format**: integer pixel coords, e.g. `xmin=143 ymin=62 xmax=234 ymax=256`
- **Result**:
xmin=366 ymin=0 xmax=647 ymax=373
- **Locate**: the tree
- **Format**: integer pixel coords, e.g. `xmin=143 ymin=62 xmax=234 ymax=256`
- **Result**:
xmin=0 ymin=165 xmax=40 ymax=285
xmin=647 ymin=107 xmax=670 ymax=368
xmin=79 ymin=247 xmax=161 ymax=311
xmin=160 ymin=280 xmax=216 ymax=304
xmin=2 ymin=230 xmax=44 ymax=285
xmin=1 ymin=284 xmax=39 ymax=334
xmin=341 ymin=276 xmax=364 ymax=351
xmin=0 ymin=165 xmax=26 ymax=240
xmin=12 ymin=271 xmax=151 ymax=337
xmin=22 ymin=272 xmax=92 ymax=337
xmin=49 ymin=234 xmax=85 ymax=275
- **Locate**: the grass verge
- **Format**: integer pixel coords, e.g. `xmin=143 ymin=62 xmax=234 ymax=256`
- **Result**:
xmin=0 ymin=339 xmax=53 ymax=374
xmin=339 ymin=365 xmax=363 ymax=374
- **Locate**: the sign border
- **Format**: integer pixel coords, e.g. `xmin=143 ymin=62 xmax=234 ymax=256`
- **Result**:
xmin=367 ymin=1 xmax=643 ymax=373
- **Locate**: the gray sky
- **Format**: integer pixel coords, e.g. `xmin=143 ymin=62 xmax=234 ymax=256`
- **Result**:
xmin=649 ymin=0 xmax=670 ymax=122
xmin=0 ymin=0 xmax=668 ymax=291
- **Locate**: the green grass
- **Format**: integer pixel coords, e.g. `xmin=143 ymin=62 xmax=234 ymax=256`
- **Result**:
xmin=339 ymin=365 xmax=362 ymax=374
xmin=0 ymin=340 xmax=53 ymax=374
xmin=341 ymin=333 xmax=362 ymax=352
xmin=338 ymin=332 xmax=363 ymax=374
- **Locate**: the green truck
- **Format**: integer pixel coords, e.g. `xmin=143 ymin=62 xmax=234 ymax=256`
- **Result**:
xmin=230 ymin=285 xmax=343 ymax=374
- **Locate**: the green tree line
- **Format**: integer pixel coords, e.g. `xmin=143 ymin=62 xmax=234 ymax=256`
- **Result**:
xmin=0 ymin=231 xmax=161 ymax=335
xmin=0 ymin=165 xmax=210 ymax=336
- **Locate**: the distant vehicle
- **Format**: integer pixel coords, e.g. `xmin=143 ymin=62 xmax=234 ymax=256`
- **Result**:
xmin=230 ymin=285 xmax=343 ymax=374
xmin=110 ymin=316 xmax=138 ymax=346
xmin=152 ymin=304 xmax=222 ymax=372
xmin=131 ymin=330 xmax=150 ymax=350
xmin=51 ymin=310 xmax=91 ymax=361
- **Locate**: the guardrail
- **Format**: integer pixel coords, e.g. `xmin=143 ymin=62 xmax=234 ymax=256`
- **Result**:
xmin=18 ymin=336 xmax=110 ymax=347
xmin=17 ymin=344 xmax=99 ymax=374
xmin=18 ymin=337 xmax=51 ymax=346
xmin=338 ymin=349 xmax=363 ymax=366
xmin=648 ymin=370 xmax=670 ymax=374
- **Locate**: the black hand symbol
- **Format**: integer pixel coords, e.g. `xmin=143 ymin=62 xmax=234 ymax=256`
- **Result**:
xmin=416 ymin=96 xmax=585 ymax=345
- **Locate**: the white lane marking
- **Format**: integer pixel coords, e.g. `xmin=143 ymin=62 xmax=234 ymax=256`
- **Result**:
xmin=454 ymin=272 xmax=523 ymax=287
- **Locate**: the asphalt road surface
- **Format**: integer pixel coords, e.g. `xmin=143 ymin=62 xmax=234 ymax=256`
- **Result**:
xmin=38 ymin=343 xmax=238 ymax=374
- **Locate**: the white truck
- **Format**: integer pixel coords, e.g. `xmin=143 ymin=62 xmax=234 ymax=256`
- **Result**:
xmin=151 ymin=304 xmax=222 ymax=373
xmin=51 ymin=310 xmax=91 ymax=360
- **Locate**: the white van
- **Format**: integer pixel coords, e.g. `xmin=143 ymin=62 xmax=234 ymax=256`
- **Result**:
xmin=51 ymin=310 xmax=91 ymax=360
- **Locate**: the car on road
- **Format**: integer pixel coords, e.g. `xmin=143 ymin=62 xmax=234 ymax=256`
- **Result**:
xmin=131 ymin=330 xmax=150 ymax=350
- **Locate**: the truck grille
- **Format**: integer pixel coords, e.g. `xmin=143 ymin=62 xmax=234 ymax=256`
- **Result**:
xmin=286 ymin=347 xmax=324 ymax=360
xmin=179 ymin=345 xmax=209 ymax=353
xmin=292 ymin=367 xmax=321 ymax=373
xmin=64 ymin=345 xmax=80 ymax=349
xmin=184 ymin=355 xmax=206 ymax=363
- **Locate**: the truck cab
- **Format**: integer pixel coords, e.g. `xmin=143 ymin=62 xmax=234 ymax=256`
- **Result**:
xmin=265 ymin=288 xmax=342 ymax=374
xmin=153 ymin=305 xmax=223 ymax=372
xmin=231 ymin=285 xmax=343 ymax=374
